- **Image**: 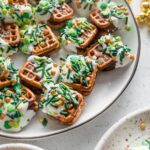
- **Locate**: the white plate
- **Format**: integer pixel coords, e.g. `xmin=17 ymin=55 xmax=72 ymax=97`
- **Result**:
xmin=0 ymin=143 xmax=43 ymax=150
xmin=0 ymin=0 xmax=140 ymax=139
xmin=95 ymin=107 xmax=150 ymax=150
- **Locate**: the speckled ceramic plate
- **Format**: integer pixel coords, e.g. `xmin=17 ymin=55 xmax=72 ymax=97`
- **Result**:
xmin=0 ymin=143 xmax=44 ymax=150
xmin=0 ymin=0 xmax=140 ymax=139
xmin=95 ymin=108 xmax=150 ymax=150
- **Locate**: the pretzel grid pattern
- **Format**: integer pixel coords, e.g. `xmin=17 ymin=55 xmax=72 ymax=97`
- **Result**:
xmin=51 ymin=3 xmax=73 ymax=23
xmin=47 ymin=91 xmax=85 ymax=125
xmin=1 ymin=24 xmax=20 ymax=46
xmin=89 ymin=9 xmax=111 ymax=29
xmin=21 ymin=86 xmax=39 ymax=111
xmin=79 ymin=23 xmax=97 ymax=49
xmin=4 ymin=86 xmax=38 ymax=112
xmin=19 ymin=62 xmax=42 ymax=90
xmin=63 ymin=67 xmax=97 ymax=96
xmin=22 ymin=86 xmax=36 ymax=102
xmin=32 ymin=26 xmax=59 ymax=56
xmin=87 ymin=44 xmax=115 ymax=71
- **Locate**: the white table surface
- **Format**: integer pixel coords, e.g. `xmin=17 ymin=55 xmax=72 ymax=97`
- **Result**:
xmin=0 ymin=0 xmax=148 ymax=149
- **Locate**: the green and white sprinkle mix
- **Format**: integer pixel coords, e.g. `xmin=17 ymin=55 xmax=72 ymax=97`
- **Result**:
xmin=98 ymin=1 xmax=128 ymax=19
xmin=40 ymin=83 xmax=79 ymax=118
xmin=0 ymin=0 xmax=65 ymax=25
xmin=28 ymin=55 xmax=60 ymax=89
xmin=98 ymin=34 xmax=134 ymax=67
xmin=19 ymin=24 xmax=47 ymax=54
xmin=72 ymin=0 xmax=97 ymax=17
xmin=0 ymin=0 xmax=33 ymax=26
xmin=0 ymin=57 xmax=18 ymax=83
xmin=98 ymin=1 xmax=130 ymax=29
xmin=60 ymin=55 xmax=96 ymax=86
xmin=0 ymin=35 xmax=18 ymax=57
xmin=60 ymin=17 xmax=92 ymax=46
xmin=35 ymin=0 xmax=65 ymax=15
xmin=34 ymin=0 xmax=65 ymax=22
xmin=0 ymin=84 xmax=35 ymax=132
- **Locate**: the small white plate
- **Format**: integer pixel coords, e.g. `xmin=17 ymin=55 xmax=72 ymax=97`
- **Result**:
xmin=95 ymin=107 xmax=150 ymax=150
xmin=0 ymin=0 xmax=141 ymax=139
xmin=0 ymin=143 xmax=44 ymax=150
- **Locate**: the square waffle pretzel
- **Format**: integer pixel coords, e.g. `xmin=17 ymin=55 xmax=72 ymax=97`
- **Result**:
xmin=78 ymin=23 xmax=97 ymax=49
xmin=48 ymin=92 xmax=84 ymax=125
xmin=50 ymin=3 xmax=74 ymax=23
xmin=21 ymin=86 xmax=39 ymax=111
xmin=7 ymin=0 xmax=28 ymax=5
xmin=63 ymin=67 xmax=97 ymax=96
xmin=0 ymin=24 xmax=20 ymax=46
xmin=5 ymin=85 xmax=39 ymax=112
xmin=89 ymin=9 xmax=112 ymax=29
xmin=19 ymin=61 xmax=43 ymax=91
xmin=31 ymin=25 xmax=59 ymax=56
xmin=86 ymin=44 xmax=115 ymax=71
xmin=41 ymin=88 xmax=85 ymax=125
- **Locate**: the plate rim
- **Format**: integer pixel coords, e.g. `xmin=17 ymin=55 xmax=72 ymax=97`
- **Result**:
xmin=94 ymin=107 xmax=150 ymax=150
xmin=0 ymin=143 xmax=44 ymax=150
xmin=0 ymin=0 xmax=141 ymax=140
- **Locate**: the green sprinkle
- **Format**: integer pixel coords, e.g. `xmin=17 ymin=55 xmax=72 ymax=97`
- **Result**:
xmin=125 ymin=17 xmax=128 ymax=25
xmin=13 ymin=83 xmax=22 ymax=95
xmin=21 ymin=45 xmax=29 ymax=54
xmin=13 ymin=119 xmax=20 ymax=128
xmin=22 ymin=12 xmax=30 ymax=19
xmin=4 ymin=121 xmax=12 ymax=129
xmin=0 ymin=108 xmax=3 ymax=115
xmin=67 ymin=28 xmax=77 ymax=36
xmin=98 ymin=39 xmax=103 ymax=44
xmin=67 ymin=20 xmax=73 ymax=28
xmin=125 ymin=24 xmax=131 ymax=31
xmin=42 ymin=118 xmax=48 ymax=127
xmin=60 ymin=111 xmax=68 ymax=116
xmin=24 ymin=19 xmax=31 ymax=24
xmin=7 ymin=104 xmax=16 ymax=113
xmin=70 ymin=55 xmax=79 ymax=64
xmin=59 ymin=27 xmax=65 ymax=33
xmin=2 ymin=8 xmax=7 ymax=14
xmin=16 ymin=20 xmax=23 ymax=26
xmin=56 ymin=88 xmax=64 ymax=95
xmin=60 ymin=83 xmax=71 ymax=91
xmin=23 ymin=25 xmax=29 ymax=29
xmin=116 ymin=36 xmax=122 ymax=41
xmin=126 ymin=47 xmax=131 ymax=52
xmin=99 ymin=2 xmax=108 ymax=10
xmin=24 ymin=38 xmax=31 ymax=44
xmin=68 ymin=93 xmax=79 ymax=105
xmin=101 ymin=11 xmax=109 ymax=17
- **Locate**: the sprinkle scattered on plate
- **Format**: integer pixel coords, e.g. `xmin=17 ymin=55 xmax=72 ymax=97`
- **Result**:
xmin=95 ymin=108 xmax=150 ymax=150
